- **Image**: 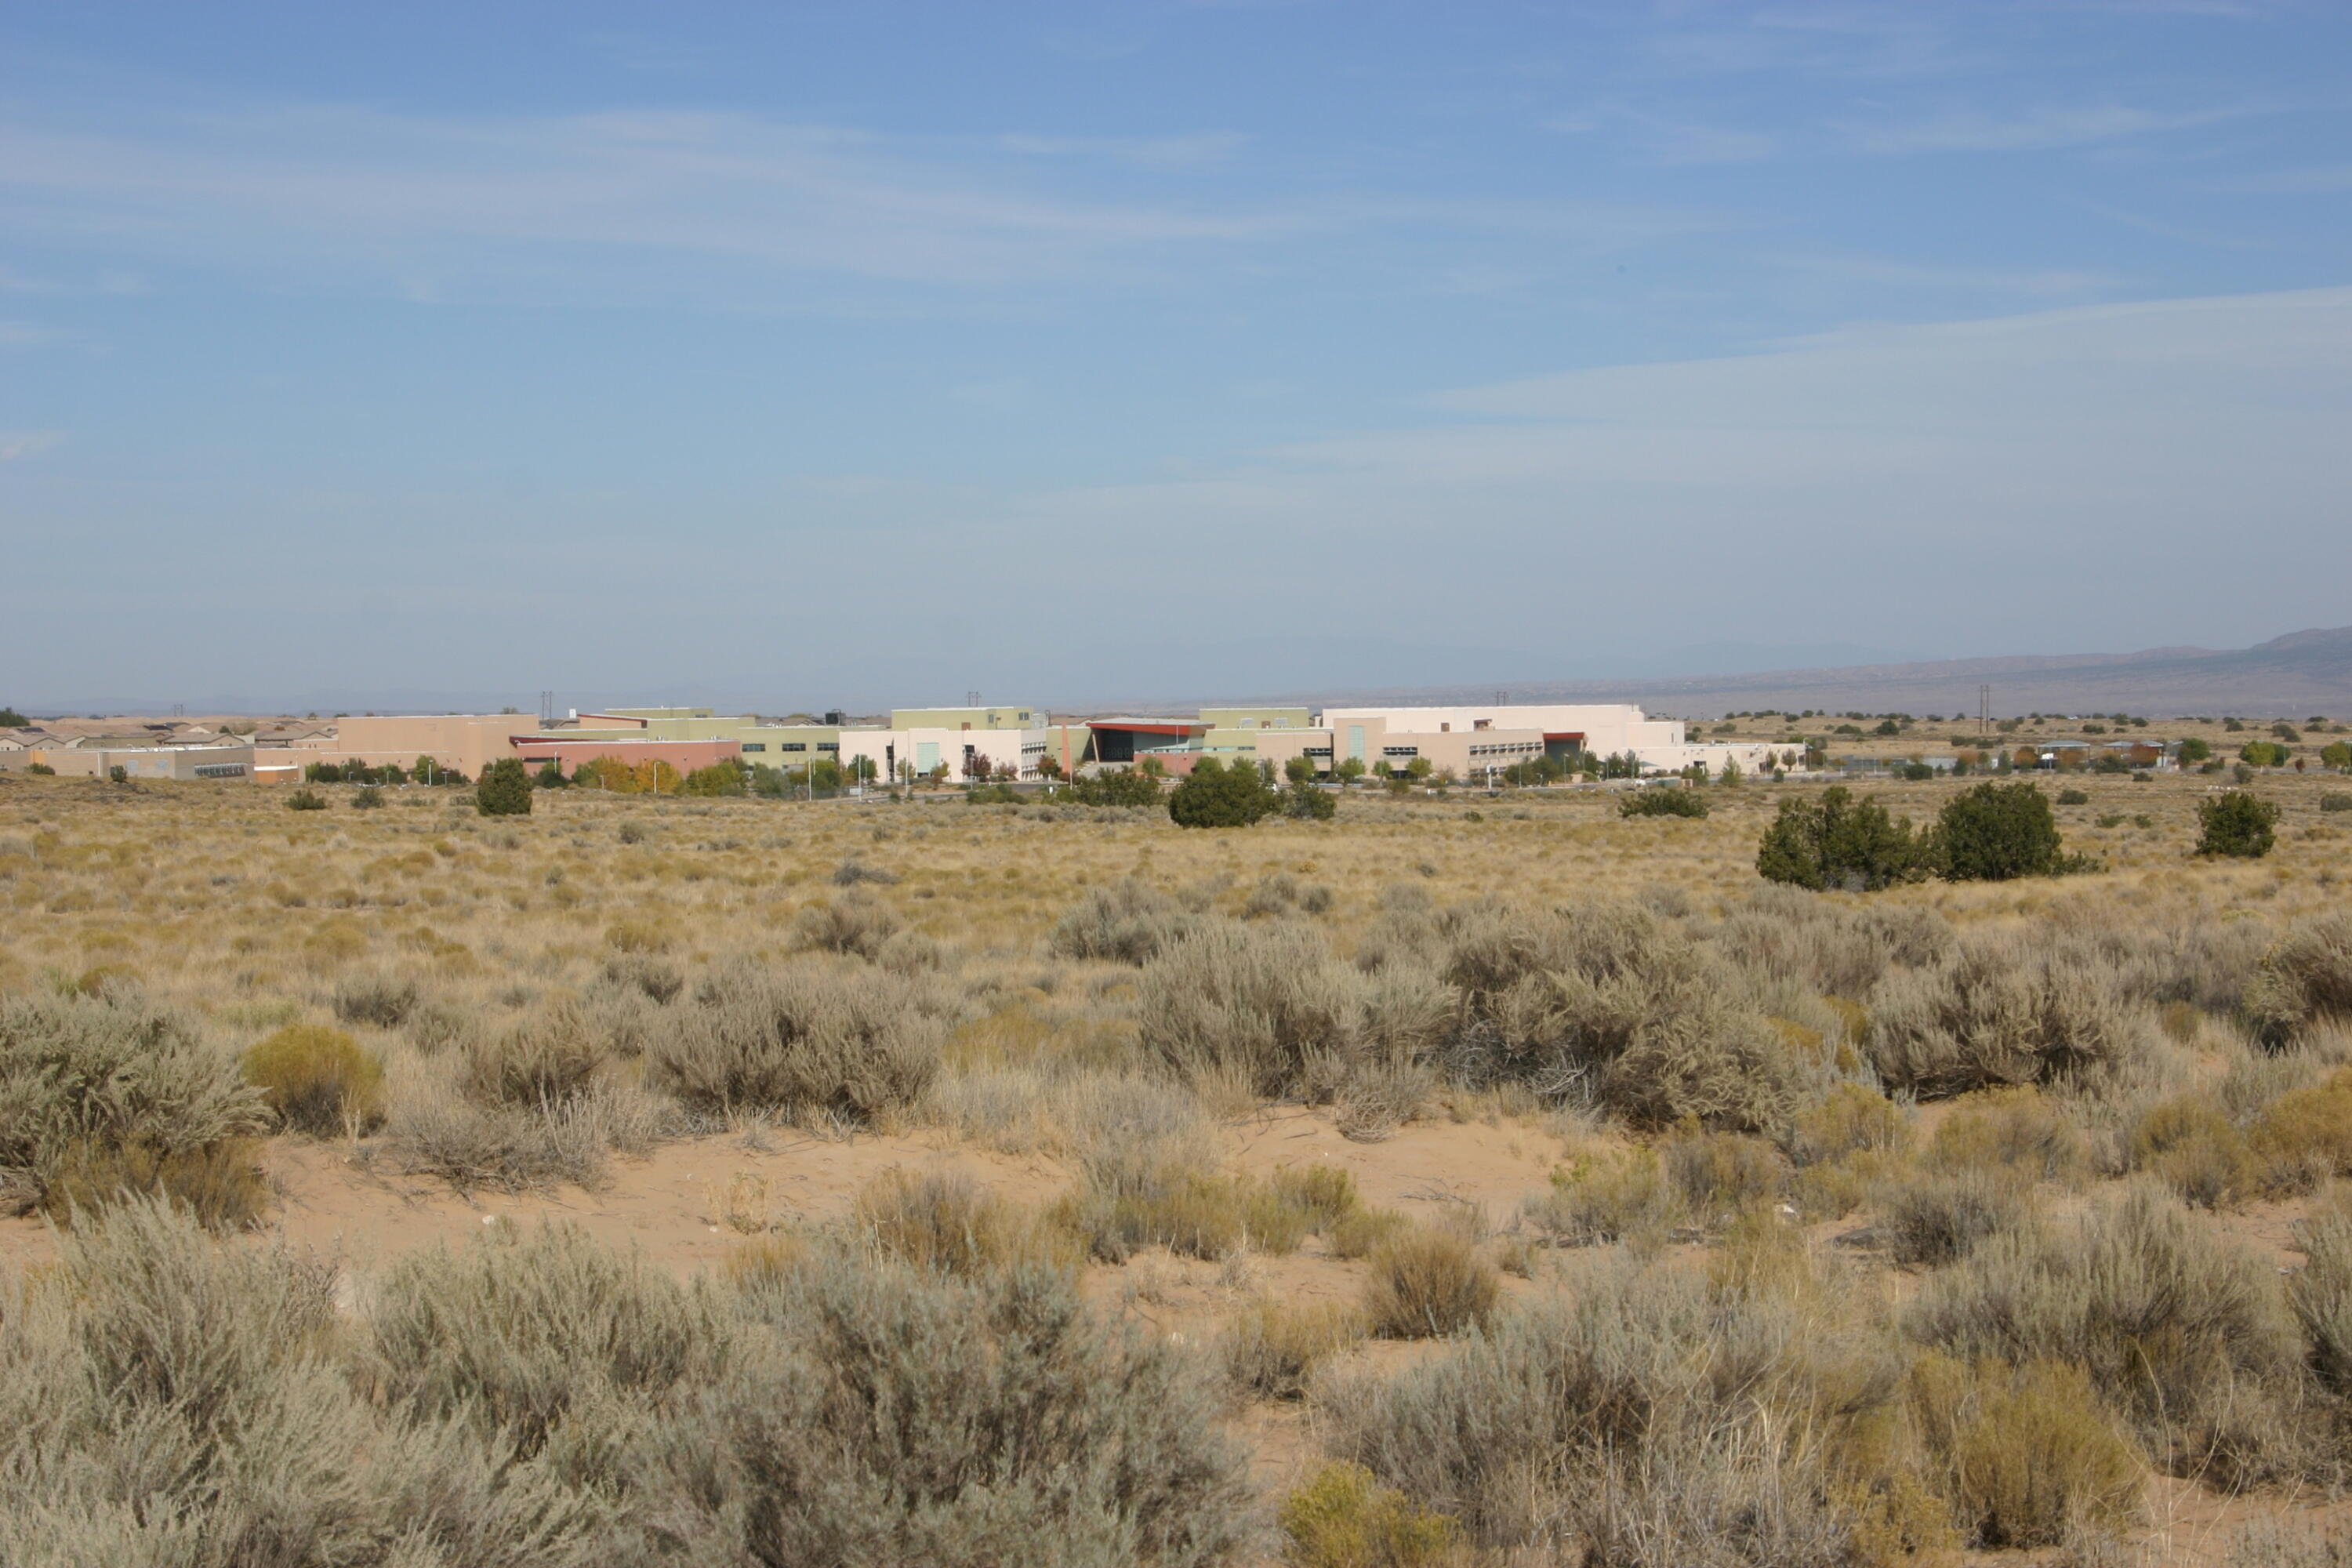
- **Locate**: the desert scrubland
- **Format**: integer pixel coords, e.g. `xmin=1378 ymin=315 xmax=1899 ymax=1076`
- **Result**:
xmin=4 ymin=766 xmax=2352 ymax=1566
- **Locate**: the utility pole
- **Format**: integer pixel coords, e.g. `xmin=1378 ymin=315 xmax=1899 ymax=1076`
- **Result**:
xmin=1979 ymin=684 xmax=1991 ymax=746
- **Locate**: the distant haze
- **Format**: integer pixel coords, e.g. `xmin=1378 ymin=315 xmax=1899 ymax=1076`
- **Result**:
xmin=17 ymin=626 xmax=2350 ymax=724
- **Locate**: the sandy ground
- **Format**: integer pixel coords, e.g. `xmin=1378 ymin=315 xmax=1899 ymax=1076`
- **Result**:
xmin=3 ymin=1111 xmax=2343 ymax=1562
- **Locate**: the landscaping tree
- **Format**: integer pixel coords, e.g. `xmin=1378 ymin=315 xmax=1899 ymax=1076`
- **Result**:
xmin=1283 ymin=755 xmax=1318 ymax=785
xmin=575 ymin=756 xmax=634 ymax=793
xmin=475 ymin=757 xmax=533 ymax=816
xmin=2178 ymin=738 xmax=2212 ymax=764
xmin=1336 ymin=757 xmax=1367 ymax=788
xmin=681 ymin=760 xmax=746 ymax=797
xmin=2323 ymin=740 xmax=2352 ymax=771
xmin=533 ymin=759 xmax=569 ymax=789
xmin=2240 ymin=740 xmax=2292 ymax=768
xmin=1931 ymin=780 xmax=2062 ymax=880
xmin=1168 ymin=756 xmax=1279 ymax=828
xmin=0 ymin=706 xmax=26 ymax=728
xmin=2196 ymin=790 xmax=2278 ymax=858
xmin=1755 ymin=785 xmax=1921 ymax=891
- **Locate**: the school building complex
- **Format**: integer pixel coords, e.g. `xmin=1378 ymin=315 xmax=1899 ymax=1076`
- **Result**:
xmin=2 ymin=698 xmax=1789 ymax=786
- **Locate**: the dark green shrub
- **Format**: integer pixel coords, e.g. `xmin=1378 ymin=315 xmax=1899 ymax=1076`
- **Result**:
xmin=24 ymin=761 xmax=55 ymax=775
xmin=2321 ymin=792 xmax=2352 ymax=812
xmin=1167 ymin=757 xmax=1279 ymax=828
xmin=285 ymin=787 xmax=328 ymax=811
xmin=350 ymin=785 xmax=385 ymax=809
xmin=476 ymin=757 xmax=532 ymax=816
xmin=1755 ymin=786 xmax=1921 ymax=891
xmin=1618 ymin=786 xmax=1708 ymax=818
xmin=2178 ymin=738 xmax=2212 ymax=764
xmin=2240 ymin=740 xmax=2292 ymax=768
xmin=1284 ymin=780 xmax=1337 ymax=820
xmin=2056 ymin=787 xmax=2089 ymax=806
xmin=1931 ymin=782 xmax=2063 ymax=880
xmin=1061 ymin=768 xmax=1163 ymax=807
xmin=2197 ymin=790 xmax=2278 ymax=858
xmin=242 ymin=1023 xmax=385 ymax=1135
xmin=534 ymin=758 xmax=570 ymax=789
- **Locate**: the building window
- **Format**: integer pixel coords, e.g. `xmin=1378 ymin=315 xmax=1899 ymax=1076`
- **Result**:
xmin=1382 ymin=746 xmax=1419 ymax=758
xmin=782 ymin=742 xmax=807 ymax=752
xmin=740 ymin=742 xmax=766 ymax=753
xmin=1348 ymin=725 xmax=1366 ymax=762
xmin=817 ymin=743 xmax=839 ymax=753
xmin=193 ymin=764 xmax=246 ymax=779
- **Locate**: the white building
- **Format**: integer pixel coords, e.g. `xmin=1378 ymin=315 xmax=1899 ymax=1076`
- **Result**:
xmin=835 ymin=724 xmax=1044 ymax=784
xmin=1309 ymin=703 xmax=1791 ymax=778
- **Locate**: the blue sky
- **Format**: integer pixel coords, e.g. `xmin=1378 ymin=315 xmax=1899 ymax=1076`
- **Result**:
xmin=4 ymin=1 xmax=2350 ymax=712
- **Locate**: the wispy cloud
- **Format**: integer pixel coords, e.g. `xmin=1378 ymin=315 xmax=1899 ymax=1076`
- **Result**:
xmin=997 ymin=130 xmax=1248 ymax=168
xmin=2216 ymin=165 xmax=2352 ymax=194
xmin=0 ymin=100 xmax=1691 ymax=303
xmin=0 ymin=431 xmax=64 ymax=463
xmin=1545 ymin=105 xmax=1779 ymax=165
xmin=1849 ymin=102 xmax=2262 ymax=154
xmin=1766 ymin=252 xmax=2124 ymax=298
xmin=0 ymin=321 xmax=69 ymax=346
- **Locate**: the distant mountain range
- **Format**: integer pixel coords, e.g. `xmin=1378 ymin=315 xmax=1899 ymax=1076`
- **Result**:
xmin=1188 ymin=627 xmax=2352 ymax=721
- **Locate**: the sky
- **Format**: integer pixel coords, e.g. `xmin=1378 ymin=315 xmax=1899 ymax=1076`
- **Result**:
xmin=3 ymin=1 xmax=2350 ymax=713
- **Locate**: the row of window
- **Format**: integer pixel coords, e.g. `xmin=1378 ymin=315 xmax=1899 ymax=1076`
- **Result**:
xmin=735 ymin=742 xmax=839 ymax=754
xmin=192 ymin=764 xmax=248 ymax=779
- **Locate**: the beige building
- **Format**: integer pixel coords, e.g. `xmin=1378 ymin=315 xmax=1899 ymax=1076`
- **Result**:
xmin=281 ymin=713 xmax=543 ymax=778
xmin=15 ymin=745 xmax=257 ymax=781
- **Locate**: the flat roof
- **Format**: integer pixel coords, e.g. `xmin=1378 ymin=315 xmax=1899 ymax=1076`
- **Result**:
xmin=1086 ymin=718 xmax=1210 ymax=735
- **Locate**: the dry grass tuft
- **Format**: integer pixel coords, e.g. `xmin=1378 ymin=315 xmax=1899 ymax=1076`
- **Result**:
xmin=1361 ymin=1225 xmax=1499 ymax=1339
xmin=1279 ymin=1461 xmax=1460 ymax=1568
xmin=243 ymin=1022 xmax=385 ymax=1135
xmin=1226 ymin=1299 xmax=1369 ymax=1400
xmin=1911 ymin=1353 xmax=2143 ymax=1548
xmin=853 ymin=1166 xmax=1078 ymax=1276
